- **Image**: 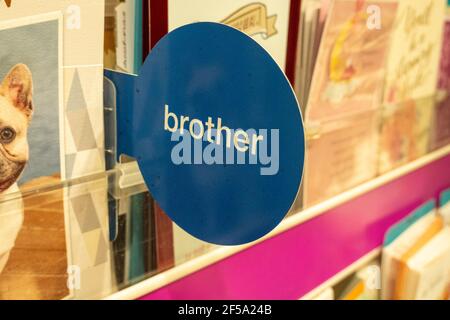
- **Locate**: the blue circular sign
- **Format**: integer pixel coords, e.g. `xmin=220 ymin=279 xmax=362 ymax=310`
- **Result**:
xmin=131 ymin=22 xmax=304 ymax=245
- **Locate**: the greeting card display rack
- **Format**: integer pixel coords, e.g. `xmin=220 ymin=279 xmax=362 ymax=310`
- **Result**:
xmin=99 ymin=145 xmax=449 ymax=300
xmin=1 ymin=113 xmax=449 ymax=300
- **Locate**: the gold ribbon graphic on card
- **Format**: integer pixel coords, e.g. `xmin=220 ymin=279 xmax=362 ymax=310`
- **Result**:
xmin=221 ymin=3 xmax=278 ymax=39
xmin=3 ymin=0 xmax=12 ymax=7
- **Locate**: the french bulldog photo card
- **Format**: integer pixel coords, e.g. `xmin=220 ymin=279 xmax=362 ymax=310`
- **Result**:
xmin=0 ymin=0 xmax=111 ymax=300
xmin=0 ymin=12 xmax=66 ymax=300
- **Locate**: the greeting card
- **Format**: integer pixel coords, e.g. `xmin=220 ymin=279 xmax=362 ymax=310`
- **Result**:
xmin=150 ymin=0 xmax=296 ymax=73
xmin=383 ymin=0 xmax=447 ymax=105
xmin=303 ymin=110 xmax=379 ymax=206
xmin=0 ymin=0 xmax=110 ymax=299
xmin=306 ymin=0 xmax=398 ymax=122
xmin=431 ymin=17 xmax=450 ymax=150
xmin=378 ymin=97 xmax=434 ymax=173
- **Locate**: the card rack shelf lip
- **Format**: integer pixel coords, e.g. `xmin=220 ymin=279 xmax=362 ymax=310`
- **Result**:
xmin=104 ymin=144 xmax=450 ymax=300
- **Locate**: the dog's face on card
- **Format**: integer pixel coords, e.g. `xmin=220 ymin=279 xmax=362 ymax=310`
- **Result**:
xmin=0 ymin=64 xmax=33 ymax=193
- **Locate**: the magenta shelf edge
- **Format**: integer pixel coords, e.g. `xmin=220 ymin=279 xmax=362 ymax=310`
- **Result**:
xmin=139 ymin=154 xmax=450 ymax=300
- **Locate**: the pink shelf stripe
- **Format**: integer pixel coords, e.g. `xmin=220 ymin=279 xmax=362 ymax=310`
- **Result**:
xmin=140 ymin=154 xmax=450 ymax=300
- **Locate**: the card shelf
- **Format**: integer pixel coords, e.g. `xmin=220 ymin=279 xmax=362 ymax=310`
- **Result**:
xmin=103 ymin=144 xmax=450 ymax=300
xmin=1 ymin=133 xmax=449 ymax=299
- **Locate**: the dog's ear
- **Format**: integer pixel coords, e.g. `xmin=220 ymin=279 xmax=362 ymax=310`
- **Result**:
xmin=0 ymin=64 xmax=33 ymax=119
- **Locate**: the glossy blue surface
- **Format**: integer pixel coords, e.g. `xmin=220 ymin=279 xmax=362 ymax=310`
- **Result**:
xmin=108 ymin=23 xmax=304 ymax=245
